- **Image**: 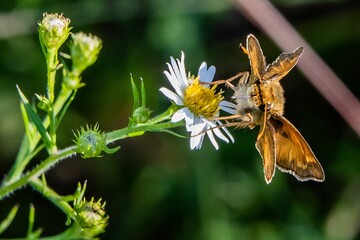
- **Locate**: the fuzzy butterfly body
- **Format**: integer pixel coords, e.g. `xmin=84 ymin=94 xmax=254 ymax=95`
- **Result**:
xmin=230 ymin=34 xmax=324 ymax=184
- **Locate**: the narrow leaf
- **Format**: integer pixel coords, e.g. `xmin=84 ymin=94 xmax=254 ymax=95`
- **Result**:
xmin=0 ymin=204 xmax=19 ymax=234
xmin=27 ymin=204 xmax=42 ymax=238
xmin=130 ymin=74 xmax=140 ymax=111
xmin=17 ymin=85 xmax=52 ymax=150
xmin=140 ymin=77 xmax=146 ymax=107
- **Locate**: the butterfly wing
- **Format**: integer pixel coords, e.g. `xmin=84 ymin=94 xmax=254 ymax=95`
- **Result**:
xmin=246 ymin=34 xmax=266 ymax=84
xmin=270 ymin=116 xmax=325 ymax=182
xmin=255 ymin=118 xmax=276 ymax=184
xmin=262 ymin=46 xmax=303 ymax=82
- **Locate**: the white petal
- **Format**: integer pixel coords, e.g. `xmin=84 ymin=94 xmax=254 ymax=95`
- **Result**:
xmin=220 ymin=106 xmax=237 ymax=115
xmin=171 ymin=108 xmax=188 ymax=122
xmin=190 ymin=120 xmax=207 ymax=149
xmin=192 ymin=119 xmax=206 ymax=134
xmin=198 ymin=62 xmax=207 ymax=79
xmin=159 ymin=88 xmax=183 ymax=105
xmin=219 ymin=101 xmax=237 ymax=114
xmin=220 ymin=100 xmax=237 ymax=108
xmin=217 ymin=120 xmax=234 ymax=143
xmin=190 ymin=134 xmax=203 ymax=150
xmin=198 ymin=63 xmax=216 ymax=84
xmin=176 ymin=59 xmax=187 ymax=87
xmin=170 ymin=56 xmax=187 ymax=89
xmin=179 ymin=51 xmax=187 ymax=83
xmin=206 ymin=128 xmax=219 ymax=150
xmin=206 ymin=119 xmax=229 ymax=143
xmin=164 ymin=66 xmax=184 ymax=98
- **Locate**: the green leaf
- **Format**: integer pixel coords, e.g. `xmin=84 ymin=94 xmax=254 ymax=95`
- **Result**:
xmin=17 ymin=85 xmax=52 ymax=150
xmin=27 ymin=204 xmax=42 ymax=239
xmin=0 ymin=204 xmax=19 ymax=234
xmin=140 ymin=77 xmax=146 ymax=107
xmin=103 ymin=145 xmax=121 ymax=154
xmin=130 ymin=74 xmax=140 ymax=111
xmin=20 ymin=102 xmax=33 ymax=144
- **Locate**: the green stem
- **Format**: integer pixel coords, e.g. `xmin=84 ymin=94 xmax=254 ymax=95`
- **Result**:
xmin=1 ymin=144 xmax=45 ymax=187
xmin=30 ymin=178 xmax=75 ymax=221
xmin=147 ymin=104 xmax=178 ymax=124
xmin=1 ymin=119 xmax=184 ymax=199
xmin=3 ymin=88 xmax=75 ymax=186
xmin=0 ymin=146 xmax=77 ymax=200
xmin=106 ymin=119 xmax=184 ymax=143
xmin=47 ymin=50 xmax=58 ymax=153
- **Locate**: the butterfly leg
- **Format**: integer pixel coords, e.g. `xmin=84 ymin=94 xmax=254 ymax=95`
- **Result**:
xmin=210 ymin=71 xmax=249 ymax=90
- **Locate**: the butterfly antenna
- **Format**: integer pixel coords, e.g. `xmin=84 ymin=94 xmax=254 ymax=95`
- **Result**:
xmin=240 ymin=43 xmax=248 ymax=55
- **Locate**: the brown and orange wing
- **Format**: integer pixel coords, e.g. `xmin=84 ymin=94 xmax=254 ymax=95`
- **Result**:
xmin=270 ymin=116 xmax=325 ymax=182
xmin=246 ymin=34 xmax=266 ymax=84
xmin=255 ymin=119 xmax=276 ymax=184
xmin=262 ymin=46 xmax=303 ymax=82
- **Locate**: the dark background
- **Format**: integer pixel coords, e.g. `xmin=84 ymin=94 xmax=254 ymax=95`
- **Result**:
xmin=0 ymin=0 xmax=359 ymax=239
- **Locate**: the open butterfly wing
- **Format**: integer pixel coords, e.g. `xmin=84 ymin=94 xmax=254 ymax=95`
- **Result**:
xmin=262 ymin=47 xmax=303 ymax=82
xmin=270 ymin=116 xmax=325 ymax=182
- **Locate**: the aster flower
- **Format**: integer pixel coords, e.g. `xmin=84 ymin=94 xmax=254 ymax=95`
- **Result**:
xmin=160 ymin=52 xmax=237 ymax=150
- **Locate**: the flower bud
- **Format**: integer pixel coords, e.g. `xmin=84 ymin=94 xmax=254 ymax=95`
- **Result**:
xmin=38 ymin=13 xmax=72 ymax=52
xmin=62 ymin=69 xmax=85 ymax=90
xmin=73 ymin=124 xmax=106 ymax=159
xmin=132 ymin=106 xmax=151 ymax=124
xmin=69 ymin=32 xmax=102 ymax=74
xmin=74 ymin=197 xmax=108 ymax=232
xmin=35 ymin=94 xmax=52 ymax=112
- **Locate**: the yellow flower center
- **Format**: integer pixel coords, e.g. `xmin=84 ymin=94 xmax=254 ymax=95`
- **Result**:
xmin=184 ymin=78 xmax=223 ymax=118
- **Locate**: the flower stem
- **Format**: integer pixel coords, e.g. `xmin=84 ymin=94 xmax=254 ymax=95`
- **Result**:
xmin=30 ymin=178 xmax=75 ymax=222
xmin=46 ymin=49 xmax=59 ymax=153
xmin=0 ymin=146 xmax=77 ymax=200
xmin=106 ymin=119 xmax=184 ymax=143
xmin=0 ymin=119 xmax=184 ymax=199
xmin=3 ymin=88 xmax=76 ymax=187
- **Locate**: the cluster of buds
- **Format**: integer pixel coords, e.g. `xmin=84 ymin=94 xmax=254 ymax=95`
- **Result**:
xmin=38 ymin=13 xmax=102 ymax=90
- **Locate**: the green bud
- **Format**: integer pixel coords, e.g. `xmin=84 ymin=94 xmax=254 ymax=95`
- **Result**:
xmin=69 ymin=32 xmax=102 ymax=74
xmin=74 ymin=197 xmax=108 ymax=233
xmin=73 ymin=124 xmax=107 ymax=159
xmin=35 ymin=94 xmax=52 ymax=112
xmin=132 ymin=106 xmax=151 ymax=124
xmin=38 ymin=13 xmax=72 ymax=52
xmin=73 ymin=124 xmax=120 ymax=158
xmin=62 ymin=69 xmax=85 ymax=90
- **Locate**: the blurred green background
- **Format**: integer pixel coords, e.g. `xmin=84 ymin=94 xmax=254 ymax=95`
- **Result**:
xmin=0 ymin=0 xmax=359 ymax=239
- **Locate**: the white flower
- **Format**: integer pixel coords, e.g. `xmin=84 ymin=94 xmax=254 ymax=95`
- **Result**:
xmin=160 ymin=52 xmax=237 ymax=150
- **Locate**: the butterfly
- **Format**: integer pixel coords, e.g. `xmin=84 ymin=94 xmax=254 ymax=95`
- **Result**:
xmin=226 ymin=34 xmax=325 ymax=184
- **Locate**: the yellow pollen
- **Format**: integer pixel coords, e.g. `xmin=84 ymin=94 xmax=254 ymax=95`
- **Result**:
xmin=184 ymin=78 xmax=223 ymax=118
